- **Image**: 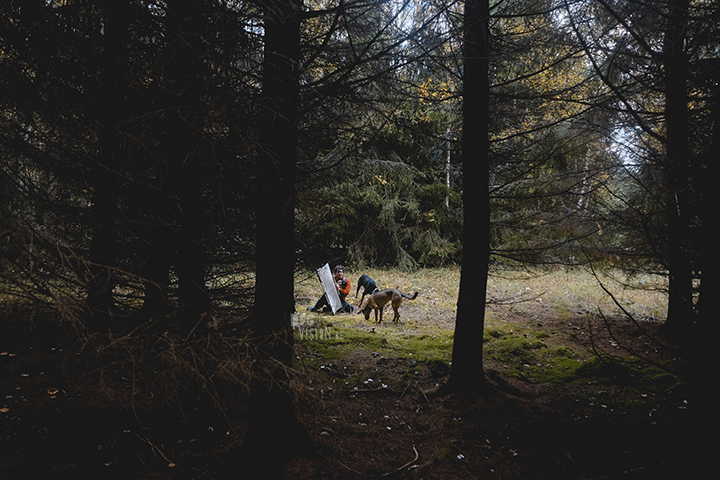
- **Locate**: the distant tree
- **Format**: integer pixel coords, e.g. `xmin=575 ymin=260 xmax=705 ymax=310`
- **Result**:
xmin=559 ymin=0 xmax=719 ymax=344
xmin=295 ymin=0 xmax=465 ymax=269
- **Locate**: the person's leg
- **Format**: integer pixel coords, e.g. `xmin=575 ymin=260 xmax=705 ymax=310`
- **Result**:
xmin=309 ymin=295 xmax=328 ymax=312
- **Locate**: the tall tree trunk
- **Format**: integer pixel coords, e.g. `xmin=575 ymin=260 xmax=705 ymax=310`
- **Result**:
xmin=85 ymin=174 xmax=118 ymax=331
xmin=253 ymin=0 xmax=300 ymax=361
xmin=163 ymin=0 xmax=210 ymax=331
xmin=242 ymin=0 xmax=305 ymax=473
xmin=660 ymin=0 xmax=694 ymax=341
xmin=693 ymin=59 xmax=720 ymax=479
xmin=85 ymin=1 xmax=132 ymax=332
xmin=445 ymin=128 xmax=452 ymax=209
xmin=697 ymin=62 xmax=720 ymax=339
xmin=142 ymin=224 xmax=172 ymax=323
xmin=446 ymin=0 xmax=491 ymax=395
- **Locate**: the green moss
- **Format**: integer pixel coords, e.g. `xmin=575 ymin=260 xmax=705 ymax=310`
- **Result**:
xmin=485 ymin=328 xmax=505 ymax=339
xmin=401 ymin=363 xmax=424 ymax=380
xmin=402 ymin=331 xmax=454 ymax=360
xmin=486 ymin=336 xmax=546 ymax=365
xmin=425 ymin=358 xmax=451 ymax=378
xmin=575 ymin=357 xmax=640 ymax=384
xmin=527 ymin=357 xmax=584 ymax=383
xmin=554 ymin=346 xmax=576 ymax=358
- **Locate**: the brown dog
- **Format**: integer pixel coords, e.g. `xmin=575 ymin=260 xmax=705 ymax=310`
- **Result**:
xmin=357 ymin=288 xmax=419 ymax=324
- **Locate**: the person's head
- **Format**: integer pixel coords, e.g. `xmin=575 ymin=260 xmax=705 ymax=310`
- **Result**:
xmin=334 ymin=265 xmax=345 ymax=279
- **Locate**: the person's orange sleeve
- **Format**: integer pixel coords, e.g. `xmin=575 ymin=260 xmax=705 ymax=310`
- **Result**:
xmin=338 ymin=279 xmax=351 ymax=296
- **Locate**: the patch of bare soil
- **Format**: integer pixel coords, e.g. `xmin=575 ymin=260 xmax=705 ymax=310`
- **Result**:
xmin=0 ymin=310 xmax=699 ymax=480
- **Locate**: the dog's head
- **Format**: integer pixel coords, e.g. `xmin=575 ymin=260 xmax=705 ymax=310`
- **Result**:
xmin=357 ymin=297 xmax=372 ymax=319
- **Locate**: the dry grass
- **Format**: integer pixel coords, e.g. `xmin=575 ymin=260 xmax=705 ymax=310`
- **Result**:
xmin=294 ymin=266 xmax=668 ymax=331
xmin=486 ymin=267 xmax=668 ymax=324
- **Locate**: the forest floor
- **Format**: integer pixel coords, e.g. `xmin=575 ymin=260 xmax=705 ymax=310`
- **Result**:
xmin=0 ymin=267 xmax=702 ymax=479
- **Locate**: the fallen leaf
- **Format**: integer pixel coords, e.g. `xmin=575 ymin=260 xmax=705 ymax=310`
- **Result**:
xmin=0 ymin=407 xmax=9 ymax=413
xmin=47 ymin=388 xmax=59 ymax=395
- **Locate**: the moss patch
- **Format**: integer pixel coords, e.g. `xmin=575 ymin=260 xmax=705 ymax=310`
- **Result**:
xmin=485 ymin=335 xmax=548 ymax=366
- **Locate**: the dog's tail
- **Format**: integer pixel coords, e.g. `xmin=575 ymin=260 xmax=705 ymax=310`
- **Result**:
xmin=401 ymin=291 xmax=419 ymax=300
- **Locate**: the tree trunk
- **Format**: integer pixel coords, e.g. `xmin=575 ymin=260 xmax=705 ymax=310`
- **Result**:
xmin=162 ymin=0 xmax=210 ymax=330
xmin=697 ymin=62 xmax=720 ymax=338
xmin=445 ymin=128 xmax=452 ymax=209
xmin=446 ymin=0 xmax=491 ymax=395
xmin=692 ymin=59 xmax=720 ymax=479
xmin=85 ymin=175 xmax=118 ymax=331
xmin=242 ymin=0 xmax=305 ymax=473
xmin=142 ymin=225 xmax=172 ymax=323
xmin=660 ymin=0 xmax=694 ymax=341
xmin=84 ymin=1 xmax=132 ymax=332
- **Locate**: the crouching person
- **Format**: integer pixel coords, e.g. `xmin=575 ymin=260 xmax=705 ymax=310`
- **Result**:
xmin=309 ymin=265 xmax=353 ymax=313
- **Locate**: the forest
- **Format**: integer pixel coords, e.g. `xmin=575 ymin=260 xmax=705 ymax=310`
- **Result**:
xmin=0 ymin=0 xmax=718 ymax=478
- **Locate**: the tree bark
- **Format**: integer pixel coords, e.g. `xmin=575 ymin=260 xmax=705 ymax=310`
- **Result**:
xmin=85 ymin=174 xmax=118 ymax=331
xmin=697 ymin=61 xmax=720 ymax=338
xmin=84 ymin=1 xmax=133 ymax=331
xmin=446 ymin=0 xmax=491 ymax=395
xmin=660 ymin=0 xmax=694 ymax=341
xmin=142 ymin=225 xmax=172 ymax=323
xmin=242 ymin=0 xmax=305 ymax=473
xmin=158 ymin=0 xmax=210 ymax=330
xmin=693 ymin=58 xmax=720 ymax=478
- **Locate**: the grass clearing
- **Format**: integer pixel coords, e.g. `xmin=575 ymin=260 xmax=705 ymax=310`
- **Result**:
xmin=295 ymin=266 xmax=669 ymax=389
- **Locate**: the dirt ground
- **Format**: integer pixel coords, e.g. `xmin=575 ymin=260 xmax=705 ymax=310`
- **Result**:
xmin=0 ymin=299 xmax=699 ymax=480
xmin=285 ymin=306 xmax=694 ymax=480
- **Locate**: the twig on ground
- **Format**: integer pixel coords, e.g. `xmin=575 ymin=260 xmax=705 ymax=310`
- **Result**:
xmin=413 ymin=384 xmax=430 ymax=403
xmin=135 ymin=433 xmax=176 ymax=467
xmin=381 ymin=446 xmax=419 ymax=477
xmin=339 ymin=445 xmax=419 ymax=478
